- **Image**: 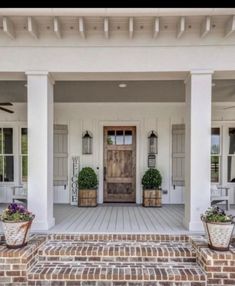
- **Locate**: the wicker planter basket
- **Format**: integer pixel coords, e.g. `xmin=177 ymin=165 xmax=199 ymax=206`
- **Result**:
xmin=143 ymin=189 xmax=162 ymax=207
xmin=78 ymin=189 xmax=97 ymax=207
xmin=2 ymin=217 xmax=34 ymax=249
xmin=202 ymin=220 xmax=235 ymax=251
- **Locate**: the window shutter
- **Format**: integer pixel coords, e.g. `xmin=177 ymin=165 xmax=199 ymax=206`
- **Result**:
xmin=53 ymin=125 xmax=68 ymax=186
xmin=172 ymin=124 xmax=185 ymax=186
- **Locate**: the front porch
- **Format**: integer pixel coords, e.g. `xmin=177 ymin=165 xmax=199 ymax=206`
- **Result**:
xmin=51 ymin=204 xmax=187 ymax=233
xmin=1 ymin=203 xmax=235 ymax=234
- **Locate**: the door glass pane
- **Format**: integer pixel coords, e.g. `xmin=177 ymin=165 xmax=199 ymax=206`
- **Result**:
xmin=211 ymin=156 xmax=220 ymax=183
xmin=21 ymin=128 xmax=28 ymax=154
xmin=0 ymin=128 xmax=2 ymax=154
xmin=107 ymin=130 xmax=115 ymax=145
xmin=0 ymin=156 xmax=3 ymax=182
xmin=227 ymin=156 xmax=235 ymax=182
xmin=125 ymin=130 xmax=132 ymax=145
xmin=3 ymin=128 xmax=13 ymax=154
xmin=22 ymin=156 xmax=28 ymax=182
xmin=116 ymin=130 xmax=124 ymax=145
xmin=211 ymin=128 xmax=220 ymax=154
xmin=228 ymin=128 xmax=235 ymax=154
xmin=4 ymin=156 xmax=14 ymax=182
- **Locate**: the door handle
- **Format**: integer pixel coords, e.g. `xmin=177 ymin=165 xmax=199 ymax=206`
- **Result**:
xmin=104 ymin=167 xmax=107 ymax=181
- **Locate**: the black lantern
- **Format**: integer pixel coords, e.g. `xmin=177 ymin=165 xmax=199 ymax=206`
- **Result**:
xmin=148 ymin=131 xmax=158 ymax=154
xmin=82 ymin=131 xmax=92 ymax=154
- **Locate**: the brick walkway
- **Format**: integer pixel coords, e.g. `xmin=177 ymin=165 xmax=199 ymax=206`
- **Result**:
xmin=0 ymin=234 xmax=234 ymax=285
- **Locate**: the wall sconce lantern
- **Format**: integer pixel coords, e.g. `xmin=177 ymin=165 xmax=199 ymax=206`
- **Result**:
xmin=82 ymin=131 xmax=93 ymax=154
xmin=148 ymin=131 xmax=158 ymax=154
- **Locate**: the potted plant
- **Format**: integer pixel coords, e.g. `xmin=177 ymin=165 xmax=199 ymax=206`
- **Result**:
xmin=0 ymin=203 xmax=35 ymax=249
xmin=78 ymin=167 xmax=98 ymax=207
xmin=142 ymin=168 xmax=162 ymax=207
xmin=201 ymin=206 xmax=235 ymax=251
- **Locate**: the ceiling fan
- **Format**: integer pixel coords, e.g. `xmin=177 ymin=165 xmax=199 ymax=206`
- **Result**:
xmin=212 ymin=82 xmax=235 ymax=110
xmin=0 ymin=103 xmax=14 ymax=113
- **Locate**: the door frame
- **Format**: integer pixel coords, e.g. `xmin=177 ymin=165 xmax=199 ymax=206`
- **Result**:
xmin=98 ymin=120 xmax=141 ymax=204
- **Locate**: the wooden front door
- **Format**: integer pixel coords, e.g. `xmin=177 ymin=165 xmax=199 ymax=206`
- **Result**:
xmin=104 ymin=126 xmax=136 ymax=202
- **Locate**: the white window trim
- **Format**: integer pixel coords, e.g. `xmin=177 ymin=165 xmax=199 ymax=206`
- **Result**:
xmin=19 ymin=125 xmax=28 ymax=186
xmin=0 ymin=126 xmax=15 ymax=184
xmin=211 ymin=125 xmax=222 ymax=185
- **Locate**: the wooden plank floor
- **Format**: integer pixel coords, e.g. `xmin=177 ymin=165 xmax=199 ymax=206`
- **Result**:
xmin=0 ymin=203 xmax=234 ymax=234
xmin=51 ymin=204 xmax=187 ymax=233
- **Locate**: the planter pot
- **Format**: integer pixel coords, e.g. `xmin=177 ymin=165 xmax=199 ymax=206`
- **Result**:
xmin=2 ymin=217 xmax=34 ymax=249
xmin=202 ymin=220 xmax=235 ymax=251
xmin=78 ymin=189 xmax=97 ymax=207
xmin=143 ymin=189 xmax=162 ymax=207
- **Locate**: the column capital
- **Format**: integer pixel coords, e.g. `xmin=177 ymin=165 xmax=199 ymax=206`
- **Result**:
xmin=25 ymin=71 xmax=55 ymax=85
xmin=184 ymin=69 xmax=214 ymax=84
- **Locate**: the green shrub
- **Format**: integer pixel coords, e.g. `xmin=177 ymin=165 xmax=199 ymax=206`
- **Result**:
xmin=78 ymin=167 xmax=98 ymax=190
xmin=141 ymin=168 xmax=162 ymax=189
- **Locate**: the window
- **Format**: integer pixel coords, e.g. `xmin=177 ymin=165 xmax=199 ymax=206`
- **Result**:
xmin=211 ymin=128 xmax=221 ymax=183
xmin=227 ymin=128 xmax=235 ymax=182
xmin=0 ymin=128 xmax=14 ymax=182
xmin=107 ymin=130 xmax=132 ymax=145
xmin=20 ymin=128 xmax=28 ymax=182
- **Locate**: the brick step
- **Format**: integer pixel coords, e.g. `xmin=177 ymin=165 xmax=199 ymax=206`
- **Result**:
xmin=38 ymin=240 xmax=196 ymax=263
xmin=48 ymin=234 xmax=189 ymax=242
xmin=27 ymin=261 xmax=206 ymax=284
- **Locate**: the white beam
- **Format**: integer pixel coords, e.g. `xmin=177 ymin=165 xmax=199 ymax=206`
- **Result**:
xmin=224 ymin=15 xmax=235 ymax=38
xmin=79 ymin=17 xmax=86 ymax=39
xmin=1 ymin=8 xmax=235 ymax=17
xmin=200 ymin=16 xmax=211 ymax=38
xmin=3 ymin=16 xmax=15 ymax=39
xmin=129 ymin=17 xmax=134 ymax=38
xmin=53 ymin=17 xmax=62 ymax=38
xmin=27 ymin=16 xmax=39 ymax=39
xmin=104 ymin=17 xmax=109 ymax=39
xmin=176 ymin=16 xmax=185 ymax=38
xmin=153 ymin=17 xmax=160 ymax=38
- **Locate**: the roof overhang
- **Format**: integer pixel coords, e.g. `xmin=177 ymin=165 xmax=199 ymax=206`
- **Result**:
xmin=0 ymin=8 xmax=235 ymax=17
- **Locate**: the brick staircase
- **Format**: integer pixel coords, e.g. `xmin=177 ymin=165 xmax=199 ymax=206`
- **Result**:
xmin=27 ymin=234 xmax=207 ymax=286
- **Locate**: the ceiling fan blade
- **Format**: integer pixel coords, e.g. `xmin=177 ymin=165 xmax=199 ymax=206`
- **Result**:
xmin=0 ymin=107 xmax=14 ymax=113
xmin=223 ymin=106 xmax=235 ymax=110
xmin=0 ymin=102 xmax=13 ymax=106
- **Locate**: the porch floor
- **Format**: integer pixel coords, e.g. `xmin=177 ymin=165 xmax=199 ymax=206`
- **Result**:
xmin=51 ymin=204 xmax=187 ymax=234
xmin=1 ymin=203 xmax=235 ymax=233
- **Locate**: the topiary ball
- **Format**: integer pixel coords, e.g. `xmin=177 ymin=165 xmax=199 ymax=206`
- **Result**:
xmin=141 ymin=168 xmax=162 ymax=190
xmin=78 ymin=167 xmax=98 ymax=190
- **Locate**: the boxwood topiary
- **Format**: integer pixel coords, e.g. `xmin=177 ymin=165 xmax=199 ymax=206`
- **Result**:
xmin=78 ymin=167 xmax=98 ymax=190
xmin=141 ymin=168 xmax=162 ymax=190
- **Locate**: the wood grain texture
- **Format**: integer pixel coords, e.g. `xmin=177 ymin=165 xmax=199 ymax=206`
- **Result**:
xmin=143 ymin=189 xmax=162 ymax=207
xmin=104 ymin=126 xmax=136 ymax=202
xmin=78 ymin=189 xmax=97 ymax=207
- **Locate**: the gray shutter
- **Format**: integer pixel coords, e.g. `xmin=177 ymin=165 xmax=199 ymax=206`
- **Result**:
xmin=54 ymin=125 xmax=68 ymax=186
xmin=172 ymin=124 xmax=185 ymax=186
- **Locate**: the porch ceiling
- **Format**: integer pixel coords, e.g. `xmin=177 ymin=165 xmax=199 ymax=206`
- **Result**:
xmin=0 ymin=79 xmax=235 ymax=102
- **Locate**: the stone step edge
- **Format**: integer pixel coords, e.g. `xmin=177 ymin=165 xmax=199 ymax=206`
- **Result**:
xmin=38 ymin=248 xmax=196 ymax=258
xmin=28 ymin=265 xmax=206 ymax=282
xmin=38 ymin=258 xmax=197 ymax=264
xmin=48 ymin=234 xmax=190 ymax=242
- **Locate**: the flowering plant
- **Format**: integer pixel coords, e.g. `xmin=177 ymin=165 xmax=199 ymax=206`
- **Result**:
xmin=201 ymin=206 xmax=234 ymax=223
xmin=0 ymin=203 xmax=34 ymax=222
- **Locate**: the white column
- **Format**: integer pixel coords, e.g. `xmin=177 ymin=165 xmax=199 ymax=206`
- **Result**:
xmin=26 ymin=71 xmax=55 ymax=230
xmin=184 ymin=70 xmax=213 ymax=231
